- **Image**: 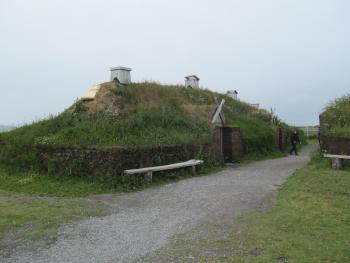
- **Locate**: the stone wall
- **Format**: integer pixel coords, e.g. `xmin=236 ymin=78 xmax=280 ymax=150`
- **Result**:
xmin=320 ymin=136 xmax=350 ymax=155
xmin=27 ymin=126 xmax=243 ymax=176
xmin=27 ymin=129 xmax=223 ymax=177
xmin=0 ymin=126 xmax=277 ymax=177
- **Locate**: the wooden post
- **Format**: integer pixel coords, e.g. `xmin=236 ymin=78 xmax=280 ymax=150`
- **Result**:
xmin=332 ymin=158 xmax=343 ymax=169
xmin=144 ymin=171 xmax=153 ymax=181
xmin=191 ymin=165 xmax=196 ymax=175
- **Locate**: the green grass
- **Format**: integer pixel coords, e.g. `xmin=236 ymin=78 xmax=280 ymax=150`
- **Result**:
xmin=324 ymin=126 xmax=350 ymax=139
xmin=0 ymin=82 xmax=283 ymax=151
xmin=205 ymin=151 xmax=350 ymax=262
xmin=0 ymin=190 xmax=106 ymax=244
xmin=0 ymin=106 xmax=212 ymax=147
xmin=0 ymin=164 xmax=224 ymax=198
xmin=0 ymin=169 xmax=110 ymax=197
xmin=0 ymin=164 xmax=223 ymax=254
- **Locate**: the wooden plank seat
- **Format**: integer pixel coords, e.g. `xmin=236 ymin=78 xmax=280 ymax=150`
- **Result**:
xmin=324 ymin=154 xmax=350 ymax=169
xmin=123 ymin=159 xmax=204 ymax=181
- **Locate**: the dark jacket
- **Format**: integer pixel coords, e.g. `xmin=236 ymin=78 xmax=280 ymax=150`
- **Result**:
xmin=291 ymin=133 xmax=300 ymax=145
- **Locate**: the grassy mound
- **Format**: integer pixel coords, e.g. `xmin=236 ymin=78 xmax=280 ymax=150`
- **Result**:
xmin=321 ymin=94 xmax=350 ymax=138
xmin=0 ymin=82 xmax=279 ymax=152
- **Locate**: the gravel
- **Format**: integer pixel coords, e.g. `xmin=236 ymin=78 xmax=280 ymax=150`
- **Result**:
xmin=1 ymin=145 xmax=315 ymax=263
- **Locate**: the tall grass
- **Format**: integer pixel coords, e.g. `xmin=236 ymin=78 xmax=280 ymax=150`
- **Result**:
xmin=0 ymin=106 xmax=211 ymax=147
xmin=1 ymin=82 xmax=280 ymax=150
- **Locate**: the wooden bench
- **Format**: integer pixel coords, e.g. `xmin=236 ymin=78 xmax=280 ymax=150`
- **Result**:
xmin=324 ymin=154 xmax=350 ymax=169
xmin=123 ymin=159 xmax=204 ymax=181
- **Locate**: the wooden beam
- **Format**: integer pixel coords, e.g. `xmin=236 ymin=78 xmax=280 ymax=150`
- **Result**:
xmin=211 ymin=99 xmax=225 ymax=125
xmin=124 ymin=159 xmax=204 ymax=175
xmin=324 ymin=154 xmax=350 ymax=160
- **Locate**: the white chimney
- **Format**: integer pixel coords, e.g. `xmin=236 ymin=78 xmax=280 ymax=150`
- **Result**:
xmin=110 ymin=66 xmax=132 ymax=84
xmin=227 ymin=90 xmax=238 ymax=100
xmin=185 ymin=75 xmax=200 ymax=88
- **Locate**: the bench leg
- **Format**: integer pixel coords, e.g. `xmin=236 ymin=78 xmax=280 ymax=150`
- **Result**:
xmin=332 ymin=158 xmax=343 ymax=169
xmin=144 ymin=171 xmax=153 ymax=182
xmin=191 ymin=165 xmax=196 ymax=175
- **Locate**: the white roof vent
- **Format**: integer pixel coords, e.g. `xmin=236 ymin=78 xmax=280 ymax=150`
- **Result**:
xmin=185 ymin=75 xmax=200 ymax=88
xmin=110 ymin=66 xmax=132 ymax=84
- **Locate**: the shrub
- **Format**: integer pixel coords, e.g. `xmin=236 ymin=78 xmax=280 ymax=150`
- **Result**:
xmin=321 ymin=94 xmax=350 ymax=138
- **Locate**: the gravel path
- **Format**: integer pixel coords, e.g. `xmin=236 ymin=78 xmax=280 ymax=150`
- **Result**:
xmin=1 ymin=145 xmax=315 ymax=263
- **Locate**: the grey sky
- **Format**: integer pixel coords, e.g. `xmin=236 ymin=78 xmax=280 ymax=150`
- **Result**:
xmin=1 ymin=0 xmax=349 ymax=126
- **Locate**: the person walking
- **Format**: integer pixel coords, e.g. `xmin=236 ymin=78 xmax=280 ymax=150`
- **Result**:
xmin=290 ymin=130 xmax=300 ymax=155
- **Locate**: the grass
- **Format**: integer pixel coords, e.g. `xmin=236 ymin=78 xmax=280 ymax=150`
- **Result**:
xmin=0 ymin=164 xmax=224 ymax=198
xmin=0 ymin=82 xmax=283 ymax=151
xmin=0 ymin=169 xmax=109 ymax=197
xmin=0 ymin=106 xmax=212 ymax=147
xmin=203 ymin=150 xmax=350 ymax=262
xmin=0 ymin=190 xmax=106 ymax=245
xmin=324 ymin=126 xmax=350 ymax=139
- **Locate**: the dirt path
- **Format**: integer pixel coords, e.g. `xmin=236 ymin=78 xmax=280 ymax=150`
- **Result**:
xmin=1 ymin=145 xmax=315 ymax=263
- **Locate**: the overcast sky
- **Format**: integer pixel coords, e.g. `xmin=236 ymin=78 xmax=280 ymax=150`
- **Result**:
xmin=1 ymin=0 xmax=349 ymax=126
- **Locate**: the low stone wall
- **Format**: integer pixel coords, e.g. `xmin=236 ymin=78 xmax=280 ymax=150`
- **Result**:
xmin=27 ymin=127 xmax=240 ymax=176
xmin=31 ymin=141 xmax=222 ymax=177
xmin=320 ymin=136 xmax=350 ymax=155
xmin=0 ymin=126 xmax=278 ymax=177
xmin=0 ymin=128 xmax=227 ymax=177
